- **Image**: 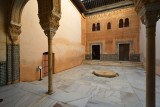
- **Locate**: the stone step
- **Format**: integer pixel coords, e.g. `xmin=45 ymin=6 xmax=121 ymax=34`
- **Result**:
xmin=82 ymin=60 xmax=144 ymax=68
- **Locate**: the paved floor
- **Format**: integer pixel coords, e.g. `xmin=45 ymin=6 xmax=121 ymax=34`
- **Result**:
xmin=0 ymin=64 xmax=160 ymax=107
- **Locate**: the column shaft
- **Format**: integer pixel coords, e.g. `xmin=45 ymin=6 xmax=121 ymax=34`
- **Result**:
xmin=48 ymin=37 xmax=54 ymax=94
xmin=146 ymin=25 xmax=156 ymax=107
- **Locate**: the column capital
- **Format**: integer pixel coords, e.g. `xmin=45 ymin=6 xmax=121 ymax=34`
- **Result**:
xmin=137 ymin=2 xmax=160 ymax=27
xmin=39 ymin=12 xmax=61 ymax=40
xmin=39 ymin=12 xmax=61 ymax=31
xmin=44 ymin=28 xmax=56 ymax=40
xmin=140 ymin=10 xmax=160 ymax=27
xmin=8 ymin=21 xmax=21 ymax=43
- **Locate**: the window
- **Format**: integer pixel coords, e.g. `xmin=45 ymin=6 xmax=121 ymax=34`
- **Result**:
xmin=92 ymin=24 xmax=96 ymax=31
xmin=92 ymin=23 xmax=100 ymax=31
xmin=97 ymin=23 xmax=100 ymax=31
xmin=119 ymin=19 xmax=123 ymax=28
xmin=107 ymin=22 xmax=111 ymax=30
xmin=125 ymin=18 xmax=129 ymax=27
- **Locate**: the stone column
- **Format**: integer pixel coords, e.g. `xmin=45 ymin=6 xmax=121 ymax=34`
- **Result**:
xmin=141 ymin=10 xmax=160 ymax=107
xmin=146 ymin=20 xmax=156 ymax=107
xmin=37 ymin=0 xmax=61 ymax=95
xmin=45 ymin=30 xmax=55 ymax=95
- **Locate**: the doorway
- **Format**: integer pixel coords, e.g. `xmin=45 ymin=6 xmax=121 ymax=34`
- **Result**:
xmin=119 ymin=44 xmax=130 ymax=61
xmin=92 ymin=45 xmax=100 ymax=60
xmin=42 ymin=52 xmax=55 ymax=77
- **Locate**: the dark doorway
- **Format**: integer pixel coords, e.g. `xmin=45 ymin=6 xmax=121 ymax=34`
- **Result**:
xmin=42 ymin=52 xmax=55 ymax=77
xmin=92 ymin=45 xmax=100 ymax=60
xmin=119 ymin=44 xmax=130 ymax=61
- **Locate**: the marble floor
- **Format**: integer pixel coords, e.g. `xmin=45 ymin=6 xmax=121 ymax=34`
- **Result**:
xmin=0 ymin=63 xmax=160 ymax=107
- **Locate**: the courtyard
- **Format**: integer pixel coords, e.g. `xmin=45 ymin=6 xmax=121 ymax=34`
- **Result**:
xmin=0 ymin=62 xmax=160 ymax=107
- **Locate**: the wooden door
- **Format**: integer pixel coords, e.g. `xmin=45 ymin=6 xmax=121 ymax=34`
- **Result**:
xmin=92 ymin=45 xmax=100 ymax=60
xmin=119 ymin=44 xmax=129 ymax=61
xmin=42 ymin=52 xmax=54 ymax=77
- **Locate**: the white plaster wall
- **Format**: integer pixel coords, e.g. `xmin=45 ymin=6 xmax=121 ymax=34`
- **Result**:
xmin=20 ymin=0 xmax=84 ymax=81
xmin=140 ymin=23 xmax=146 ymax=62
xmin=156 ymin=21 xmax=160 ymax=60
xmin=140 ymin=20 xmax=160 ymax=75
xmin=55 ymin=0 xmax=81 ymax=42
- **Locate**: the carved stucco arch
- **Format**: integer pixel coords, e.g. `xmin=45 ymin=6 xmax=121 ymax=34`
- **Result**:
xmin=8 ymin=0 xmax=61 ymax=42
xmin=7 ymin=0 xmax=61 ymax=88
xmin=8 ymin=0 xmax=29 ymax=42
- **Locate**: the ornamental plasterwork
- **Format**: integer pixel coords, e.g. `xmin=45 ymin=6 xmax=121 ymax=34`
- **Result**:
xmin=137 ymin=1 xmax=160 ymax=26
xmin=8 ymin=0 xmax=29 ymax=42
xmin=38 ymin=0 xmax=61 ymax=36
xmin=8 ymin=22 xmax=21 ymax=42
xmin=86 ymin=7 xmax=135 ymax=20
xmin=140 ymin=10 xmax=160 ymax=26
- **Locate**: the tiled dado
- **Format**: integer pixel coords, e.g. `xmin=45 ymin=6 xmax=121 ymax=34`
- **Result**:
xmin=0 ymin=61 xmax=6 ymax=86
xmin=85 ymin=54 xmax=140 ymax=61
xmin=7 ymin=44 xmax=20 ymax=84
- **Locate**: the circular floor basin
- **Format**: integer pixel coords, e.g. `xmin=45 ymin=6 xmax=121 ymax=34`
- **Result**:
xmin=93 ymin=70 xmax=119 ymax=78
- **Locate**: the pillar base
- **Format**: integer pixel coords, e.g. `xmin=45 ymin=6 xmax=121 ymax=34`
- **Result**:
xmin=47 ymin=90 xmax=55 ymax=95
xmin=12 ymin=80 xmax=20 ymax=84
xmin=7 ymin=82 xmax=12 ymax=85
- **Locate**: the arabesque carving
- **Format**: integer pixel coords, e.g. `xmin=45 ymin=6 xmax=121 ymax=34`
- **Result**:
xmin=39 ymin=12 xmax=61 ymax=31
xmin=38 ymin=0 xmax=61 ymax=33
xmin=8 ymin=22 xmax=21 ymax=42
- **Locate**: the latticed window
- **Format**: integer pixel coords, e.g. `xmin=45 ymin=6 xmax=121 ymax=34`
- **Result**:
xmin=125 ymin=18 xmax=129 ymax=27
xmin=119 ymin=19 xmax=123 ymax=28
xmin=107 ymin=22 xmax=111 ymax=30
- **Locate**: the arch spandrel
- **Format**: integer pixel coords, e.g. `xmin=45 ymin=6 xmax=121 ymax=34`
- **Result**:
xmin=8 ymin=0 xmax=61 ymax=42
xmin=7 ymin=0 xmax=61 ymax=86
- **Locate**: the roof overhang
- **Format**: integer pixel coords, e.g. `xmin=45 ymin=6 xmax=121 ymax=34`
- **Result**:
xmin=84 ymin=0 xmax=134 ymax=16
xmin=71 ymin=0 xmax=134 ymax=16
xmin=71 ymin=0 xmax=87 ymax=13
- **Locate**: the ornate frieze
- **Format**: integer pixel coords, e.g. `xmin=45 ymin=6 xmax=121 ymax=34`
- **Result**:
xmin=86 ymin=7 xmax=135 ymax=20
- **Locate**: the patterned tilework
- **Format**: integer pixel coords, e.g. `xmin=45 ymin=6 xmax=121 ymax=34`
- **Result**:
xmin=102 ymin=54 xmax=119 ymax=61
xmin=7 ymin=44 xmax=12 ymax=84
xmin=130 ymin=54 xmax=140 ymax=61
xmin=7 ymin=44 xmax=20 ymax=84
xmin=12 ymin=44 xmax=20 ymax=82
xmin=85 ymin=54 xmax=91 ymax=60
xmin=85 ymin=54 xmax=140 ymax=61
xmin=0 ymin=61 xmax=6 ymax=86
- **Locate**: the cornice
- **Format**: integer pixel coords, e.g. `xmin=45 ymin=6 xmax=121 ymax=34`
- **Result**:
xmin=84 ymin=0 xmax=134 ymax=16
